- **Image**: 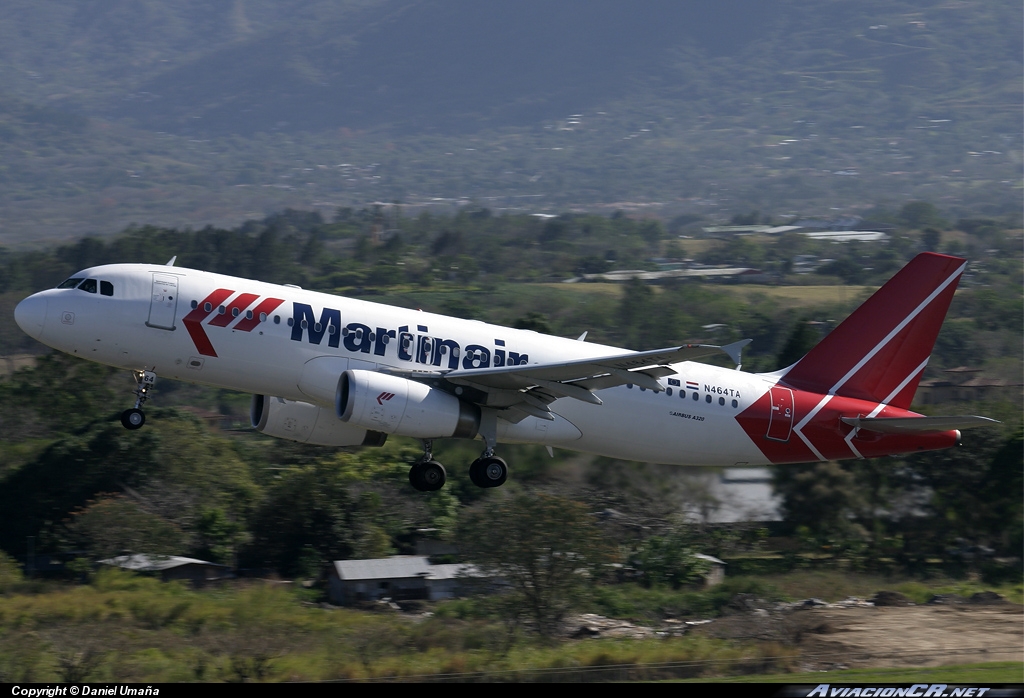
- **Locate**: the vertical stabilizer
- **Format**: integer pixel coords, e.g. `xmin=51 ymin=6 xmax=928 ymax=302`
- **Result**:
xmin=778 ymin=252 xmax=965 ymax=409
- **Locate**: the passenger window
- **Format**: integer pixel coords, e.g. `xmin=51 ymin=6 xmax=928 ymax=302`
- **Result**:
xmin=100 ymin=281 xmax=114 ymax=296
xmin=78 ymin=279 xmax=97 ymax=293
xmin=58 ymin=277 xmax=84 ymax=289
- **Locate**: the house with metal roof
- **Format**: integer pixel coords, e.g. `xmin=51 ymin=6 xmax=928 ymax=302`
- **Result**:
xmin=328 ymin=555 xmax=485 ymax=604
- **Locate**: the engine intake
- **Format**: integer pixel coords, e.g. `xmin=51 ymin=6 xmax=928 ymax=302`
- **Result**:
xmin=251 ymin=394 xmax=386 ymax=447
xmin=337 ymin=369 xmax=480 ymax=439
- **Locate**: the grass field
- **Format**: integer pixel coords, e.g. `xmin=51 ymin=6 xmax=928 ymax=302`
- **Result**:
xmin=540 ymin=282 xmax=879 ymax=308
xmin=689 ymin=661 xmax=1024 ymax=684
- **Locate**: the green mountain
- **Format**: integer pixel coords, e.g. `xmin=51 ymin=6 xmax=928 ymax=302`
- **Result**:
xmin=0 ymin=1 xmax=1019 ymax=243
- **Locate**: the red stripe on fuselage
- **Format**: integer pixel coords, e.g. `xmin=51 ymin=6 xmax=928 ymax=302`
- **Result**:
xmin=736 ymin=385 xmax=958 ymax=464
xmin=208 ymin=293 xmax=259 ymax=328
xmin=231 ymin=297 xmax=285 ymax=332
xmin=182 ymin=288 xmax=234 ymax=357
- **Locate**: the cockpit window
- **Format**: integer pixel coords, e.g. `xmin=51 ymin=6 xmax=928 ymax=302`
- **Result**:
xmin=100 ymin=280 xmax=114 ymax=296
xmin=78 ymin=279 xmax=98 ymax=293
xmin=58 ymin=277 xmax=84 ymax=289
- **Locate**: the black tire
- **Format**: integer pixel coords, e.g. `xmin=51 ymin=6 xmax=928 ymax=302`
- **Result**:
xmin=419 ymin=460 xmax=446 ymax=491
xmin=120 ymin=408 xmax=145 ymax=430
xmin=469 ymin=459 xmax=486 ymax=488
xmin=471 ymin=456 xmax=507 ymax=488
xmin=409 ymin=463 xmax=425 ymax=490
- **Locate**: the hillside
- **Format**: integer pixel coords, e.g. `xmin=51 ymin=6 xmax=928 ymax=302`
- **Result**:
xmin=0 ymin=0 xmax=1020 ymax=243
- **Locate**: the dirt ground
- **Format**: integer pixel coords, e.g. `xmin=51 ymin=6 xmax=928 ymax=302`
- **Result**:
xmin=793 ymin=604 xmax=1024 ymax=671
xmin=702 ymin=602 xmax=1024 ymax=671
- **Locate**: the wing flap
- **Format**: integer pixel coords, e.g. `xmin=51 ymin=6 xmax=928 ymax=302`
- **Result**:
xmin=444 ymin=343 xmax=732 ymax=391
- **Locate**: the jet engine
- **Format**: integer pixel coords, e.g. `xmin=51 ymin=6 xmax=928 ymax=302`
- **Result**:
xmin=251 ymin=394 xmax=387 ymax=447
xmin=337 ymin=369 xmax=480 ymax=439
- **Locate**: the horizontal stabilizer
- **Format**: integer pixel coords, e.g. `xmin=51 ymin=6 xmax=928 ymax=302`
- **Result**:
xmin=722 ymin=339 xmax=752 ymax=368
xmin=841 ymin=415 xmax=1000 ymax=434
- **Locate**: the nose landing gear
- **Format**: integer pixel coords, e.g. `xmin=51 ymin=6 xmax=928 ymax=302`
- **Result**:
xmin=120 ymin=370 xmax=156 ymax=430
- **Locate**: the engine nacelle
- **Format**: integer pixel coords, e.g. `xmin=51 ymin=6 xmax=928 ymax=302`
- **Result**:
xmin=251 ymin=394 xmax=387 ymax=447
xmin=337 ymin=369 xmax=480 ymax=439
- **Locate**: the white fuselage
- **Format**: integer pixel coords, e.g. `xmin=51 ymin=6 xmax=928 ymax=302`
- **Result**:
xmin=18 ymin=264 xmax=776 ymax=466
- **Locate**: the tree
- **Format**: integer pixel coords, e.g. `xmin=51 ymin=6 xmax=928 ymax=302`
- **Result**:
xmin=775 ymin=320 xmax=818 ymax=370
xmin=900 ymin=201 xmax=945 ymax=230
xmin=458 ymin=491 xmax=614 ymax=637
xmin=513 ymin=311 xmax=551 ymax=334
xmin=63 ymin=495 xmax=185 ymax=560
xmin=631 ymin=531 xmax=711 ymax=589
xmin=771 ymin=461 xmax=868 ymax=546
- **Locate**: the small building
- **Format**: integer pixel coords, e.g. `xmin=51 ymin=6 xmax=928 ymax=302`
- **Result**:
xmin=800 ymin=230 xmax=888 ymax=243
xmin=328 ymin=556 xmax=483 ymax=605
xmin=694 ymin=553 xmax=727 ymax=587
xmin=99 ymin=554 xmax=233 ymax=586
xmin=576 ymin=267 xmax=769 ymax=284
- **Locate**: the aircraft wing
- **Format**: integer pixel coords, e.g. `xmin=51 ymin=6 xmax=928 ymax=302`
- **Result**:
xmin=841 ymin=415 xmax=1000 ymax=434
xmin=441 ymin=340 xmax=751 ymax=421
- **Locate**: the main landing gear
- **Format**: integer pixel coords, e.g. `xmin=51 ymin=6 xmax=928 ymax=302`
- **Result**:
xmin=407 ymin=440 xmax=509 ymax=491
xmin=409 ymin=440 xmax=447 ymax=492
xmin=120 ymin=369 xmax=156 ymax=430
xmin=469 ymin=453 xmax=508 ymax=489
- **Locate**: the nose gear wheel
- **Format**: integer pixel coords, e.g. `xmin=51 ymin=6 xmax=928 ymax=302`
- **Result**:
xmin=120 ymin=370 xmax=156 ymax=430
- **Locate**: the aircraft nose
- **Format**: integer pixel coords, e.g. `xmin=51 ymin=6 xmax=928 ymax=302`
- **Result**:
xmin=14 ymin=294 xmax=47 ymax=340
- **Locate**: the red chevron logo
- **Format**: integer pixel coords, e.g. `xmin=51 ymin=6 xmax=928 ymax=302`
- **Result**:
xmin=183 ymin=289 xmax=285 ymax=357
xmin=376 ymin=392 xmax=396 ymax=405
xmin=183 ymin=289 xmax=235 ymax=357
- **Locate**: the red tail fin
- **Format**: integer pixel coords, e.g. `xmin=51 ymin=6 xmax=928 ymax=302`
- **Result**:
xmin=779 ymin=252 xmax=966 ymax=409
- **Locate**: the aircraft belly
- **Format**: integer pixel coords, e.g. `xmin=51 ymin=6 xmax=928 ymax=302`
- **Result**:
xmin=136 ymin=322 xmax=304 ymax=398
xmin=552 ymin=383 xmax=770 ymax=466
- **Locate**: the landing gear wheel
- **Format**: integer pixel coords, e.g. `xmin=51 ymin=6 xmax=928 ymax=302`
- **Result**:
xmin=409 ymin=460 xmax=446 ymax=492
xmin=469 ymin=456 xmax=507 ymax=488
xmin=121 ymin=370 xmax=157 ymax=430
xmin=120 ymin=408 xmax=146 ymax=430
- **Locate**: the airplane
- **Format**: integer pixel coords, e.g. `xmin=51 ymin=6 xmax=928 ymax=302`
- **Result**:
xmin=13 ymin=251 xmax=996 ymax=491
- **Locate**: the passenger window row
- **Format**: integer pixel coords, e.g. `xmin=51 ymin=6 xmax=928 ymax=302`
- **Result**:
xmin=189 ymin=300 xmax=281 ymax=324
xmin=626 ymin=382 xmax=739 ymax=408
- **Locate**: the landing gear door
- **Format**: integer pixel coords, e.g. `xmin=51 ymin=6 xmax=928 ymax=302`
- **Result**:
xmin=147 ymin=274 xmax=179 ymax=330
xmin=766 ymin=386 xmax=794 ymax=442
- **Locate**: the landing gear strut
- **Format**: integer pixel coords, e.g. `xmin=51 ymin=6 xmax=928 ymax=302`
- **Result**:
xmin=407 ymin=412 xmax=511 ymax=492
xmin=409 ymin=440 xmax=446 ymax=492
xmin=120 ymin=369 xmax=156 ymax=430
xmin=468 ymin=414 xmax=508 ymax=488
